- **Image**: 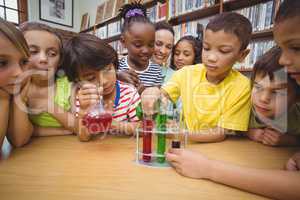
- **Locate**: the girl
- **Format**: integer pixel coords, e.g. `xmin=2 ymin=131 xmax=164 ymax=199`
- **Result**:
xmin=7 ymin=22 xmax=76 ymax=147
xmin=0 ymin=18 xmax=30 ymax=149
xmin=170 ymin=35 xmax=202 ymax=70
xmin=117 ymin=2 xmax=162 ymax=93
xmin=166 ymin=1 xmax=300 ymax=200
xmin=63 ymin=33 xmax=140 ymax=141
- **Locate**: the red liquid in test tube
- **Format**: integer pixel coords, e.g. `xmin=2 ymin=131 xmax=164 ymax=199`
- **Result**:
xmin=142 ymin=118 xmax=154 ymax=162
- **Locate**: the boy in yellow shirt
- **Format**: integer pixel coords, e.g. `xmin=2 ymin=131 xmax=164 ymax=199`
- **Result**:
xmin=142 ymin=12 xmax=252 ymax=142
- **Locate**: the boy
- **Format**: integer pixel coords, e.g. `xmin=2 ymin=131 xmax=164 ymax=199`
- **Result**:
xmin=142 ymin=12 xmax=252 ymax=142
xmin=248 ymin=47 xmax=300 ymax=146
xmin=166 ymin=1 xmax=300 ymax=199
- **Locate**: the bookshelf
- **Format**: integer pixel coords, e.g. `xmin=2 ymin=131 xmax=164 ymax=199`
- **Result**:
xmin=80 ymin=0 xmax=281 ymax=71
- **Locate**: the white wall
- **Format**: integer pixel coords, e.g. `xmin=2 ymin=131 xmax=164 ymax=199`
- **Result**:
xmin=78 ymin=0 xmax=106 ymax=29
xmin=27 ymin=0 xmax=106 ymax=32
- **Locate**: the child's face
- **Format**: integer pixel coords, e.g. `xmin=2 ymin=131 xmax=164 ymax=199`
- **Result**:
xmin=24 ymin=30 xmax=61 ymax=82
xmin=174 ymin=40 xmax=195 ymax=70
xmin=153 ymin=29 xmax=174 ymax=65
xmin=78 ymin=64 xmax=116 ymax=96
xmin=274 ymin=17 xmax=300 ymax=85
xmin=122 ymin=22 xmax=155 ymax=68
xmin=251 ymin=72 xmax=296 ymax=119
xmin=202 ymin=29 xmax=248 ymax=82
xmin=0 ymin=33 xmax=26 ymax=94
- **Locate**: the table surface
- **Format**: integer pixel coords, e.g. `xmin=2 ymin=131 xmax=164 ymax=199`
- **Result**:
xmin=0 ymin=135 xmax=298 ymax=200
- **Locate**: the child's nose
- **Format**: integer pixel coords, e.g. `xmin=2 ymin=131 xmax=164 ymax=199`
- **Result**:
xmin=259 ymin=90 xmax=271 ymax=103
xmin=279 ymin=51 xmax=293 ymax=69
xmin=207 ymin=53 xmax=217 ymax=62
xmin=38 ymin=52 xmax=48 ymax=63
xmin=12 ymin=64 xmax=23 ymax=77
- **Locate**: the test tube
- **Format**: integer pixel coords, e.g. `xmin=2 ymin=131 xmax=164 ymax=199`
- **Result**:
xmin=142 ymin=114 xmax=153 ymax=162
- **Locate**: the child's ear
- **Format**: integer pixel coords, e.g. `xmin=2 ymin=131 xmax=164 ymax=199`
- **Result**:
xmin=237 ymin=48 xmax=250 ymax=63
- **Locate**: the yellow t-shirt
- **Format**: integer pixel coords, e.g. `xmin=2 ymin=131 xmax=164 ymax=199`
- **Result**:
xmin=162 ymin=64 xmax=251 ymax=132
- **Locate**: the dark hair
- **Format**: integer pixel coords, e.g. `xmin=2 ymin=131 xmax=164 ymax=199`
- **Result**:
xmin=0 ymin=18 xmax=30 ymax=58
xmin=252 ymin=46 xmax=300 ymax=95
xmin=63 ymin=33 xmax=118 ymax=82
xmin=155 ymin=21 xmax=174 ymax=36
xmin=170 ymin=35 xmax=202 ymax=70
xmin=119 ymin=1 xmax=154 ymax=34
xmin=19 ymin=22 xmax=63 ymax=66
xmin=275 ymin=0 xmax=300 ymax=23
xmin=206 ymin=12 xmax=252 ymax=50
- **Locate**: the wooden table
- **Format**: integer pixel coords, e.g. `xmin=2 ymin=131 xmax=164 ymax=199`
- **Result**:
xmin=0 ymin=135 xmax=298 ymax=200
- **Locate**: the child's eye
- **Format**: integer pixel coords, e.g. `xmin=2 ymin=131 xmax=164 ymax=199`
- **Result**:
xmin=183 ymin=52 xmax=191 ymax=57
xmin=48 ymin=51 xmax=58 ymax=57
xmin=133 ymin=43 xmax=142 ymax=48
xmin=0 ymin=59 xmax=8 ymax=69
xmin=220 ymin=49 xmax=230 ymax=54
xmin=29 ymin=50 xmax=38 ymax=55
xmin=203 ymin=47 xmax=210 ymax=51
xmin=20 ymin=58 xmax=29 ymax=67
xmin=291 ymin=46 xmax=300 ymax=52
xmin=253 ymin=83 xmax=262 ymax=91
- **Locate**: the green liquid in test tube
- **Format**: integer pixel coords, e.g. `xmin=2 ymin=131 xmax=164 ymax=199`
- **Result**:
xmin=156 ymin=113 xmax=167 ymax=163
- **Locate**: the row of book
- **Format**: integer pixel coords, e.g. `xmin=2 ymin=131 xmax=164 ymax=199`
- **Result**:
xmin=147 ymin=2 xmax=167 ymax=22
xmin=168 ymin=0 xmax=216 ymax=18
xmin=95 ymin=20 xmax=122 ymax=39
xmin=235 ymin=0 xmax=275 ymax=32
xmin=109 ymin=40 xmax=127 ymax=55
xmin=173 ymin=16 xmax=212 ymax=42
xmin=234 ymin=39 xmax=275 ymax=71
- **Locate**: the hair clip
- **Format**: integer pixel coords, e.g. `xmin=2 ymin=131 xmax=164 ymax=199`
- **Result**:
xmin=125 ymin=8 xmax=144 ymax=18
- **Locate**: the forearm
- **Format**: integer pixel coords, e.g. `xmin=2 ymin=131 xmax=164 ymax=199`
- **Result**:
xmin=32 ymin=126 xmax=73 ymax=136
xmin=7 ymin=99 xmax=33 ymax=147
xmin=189 ymin=127 xmax=226 ymax=142
xmin=209 ymin=159 xmax=300 ymax=200
xmin=49 ymin=105 xmax=79 ymax=134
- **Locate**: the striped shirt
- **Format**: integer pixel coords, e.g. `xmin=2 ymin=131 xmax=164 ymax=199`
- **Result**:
xmin=118 ymin=56 xmax=163 ymax=87
xmin=76 ymin=81 xmax=140 ymax=122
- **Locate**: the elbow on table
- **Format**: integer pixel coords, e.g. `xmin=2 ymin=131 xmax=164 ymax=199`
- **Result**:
xmin=7 ymin=135 xmax=31 ymax=147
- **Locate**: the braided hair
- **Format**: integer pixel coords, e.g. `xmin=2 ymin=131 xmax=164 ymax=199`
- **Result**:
xmin=119 ymin=1 xmax=153 ymax=34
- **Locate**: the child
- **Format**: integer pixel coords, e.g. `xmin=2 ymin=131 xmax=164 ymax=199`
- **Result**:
xmin=142 ymin=12 xmax=252 ymax=143
xmin=117 ymin=2 xmax=163 ymax=93
xmin=247 ymin=46 xmax=300 ymax=146
xmin=63 ymin=33 xmax=140 ymax=141
xmin=7 ymin=22 xmax=76 ymax=147
xmin=166 ymin=1 xmax=300 ymax=199
xmin=0 ymin=18 xmax=30 ymax=149
xmin=274 ymin=0 xmax=300 ymax=171
xmin=170 ymin=35 xmax=202 ymax=70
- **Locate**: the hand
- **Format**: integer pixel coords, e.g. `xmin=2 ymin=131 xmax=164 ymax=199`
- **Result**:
xmin=78 ymin=83 xmax=101 ymax=110
xmin=261 ymin=128 xmax=283 ymax=146
xmin=247 ymin=128 xmax=265 ymax=142
xmin=166 ymin=148 xmax=212 ymax=179
xmin=286 ymin=152 xmax=300 ymax=171
xmin=141 ymin=87 xmax=161 ymax=116
xmin=117 ymin=70 xmax=140 ymax=87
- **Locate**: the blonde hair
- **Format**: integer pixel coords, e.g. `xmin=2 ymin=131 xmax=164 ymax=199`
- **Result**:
xmin=0 ymin=18 xmax=30 ymax=58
